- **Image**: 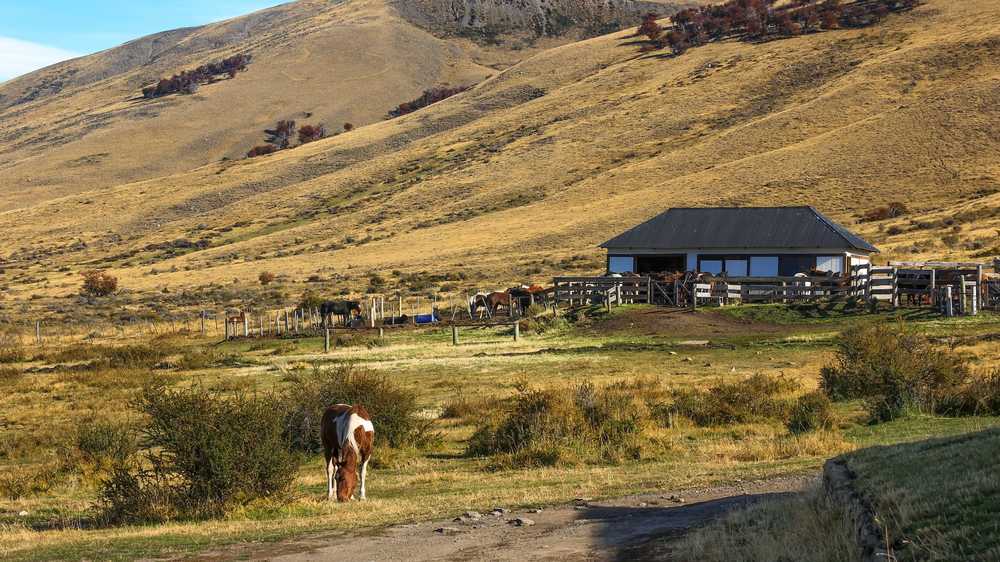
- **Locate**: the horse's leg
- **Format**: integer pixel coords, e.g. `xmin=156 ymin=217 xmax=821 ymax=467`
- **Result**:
xmin=360 ymin=457 xmax=369 ymax=500
xmin=324 ymin=448 xmax=336 ymax=500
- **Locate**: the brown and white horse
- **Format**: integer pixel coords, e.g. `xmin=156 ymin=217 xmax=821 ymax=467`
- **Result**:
xmin=320 ymin=404 xmax=374 ymax=502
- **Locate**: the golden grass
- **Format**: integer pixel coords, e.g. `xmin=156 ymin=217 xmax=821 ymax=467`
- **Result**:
xmin=1 ymin=0 xmax=999 ymax=311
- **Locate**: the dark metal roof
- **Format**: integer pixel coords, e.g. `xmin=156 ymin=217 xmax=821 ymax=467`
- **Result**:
xmin=601 ymin=207 xmax=879 ymax=253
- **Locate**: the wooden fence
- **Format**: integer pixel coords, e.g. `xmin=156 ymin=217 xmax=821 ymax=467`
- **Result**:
xmin=553 ymin=276 xmax=651 ymax=306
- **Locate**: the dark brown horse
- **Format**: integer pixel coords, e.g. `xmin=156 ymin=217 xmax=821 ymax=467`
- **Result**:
xmin=485 ymin=291 xmax=511 ymax=316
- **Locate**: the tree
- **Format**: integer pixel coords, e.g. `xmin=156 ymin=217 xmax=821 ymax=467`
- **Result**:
xmin=259 ymin=271 xmax=276 ymax=286
xmin=637 ymin=12 xmax=663 ymax=40
xmin=266 ymin=120 xmax=296 ymax=149
xmin=81 ymin=271 xmax=118 ymax=297
xmin=343 ymin=123 xmax=354 ymax=132
xmin=298 ymin=124 xmax=327 ymax=145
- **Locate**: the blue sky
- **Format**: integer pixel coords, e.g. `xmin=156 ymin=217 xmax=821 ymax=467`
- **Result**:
xmin=0 ymin=1 xmax=289 ymax=81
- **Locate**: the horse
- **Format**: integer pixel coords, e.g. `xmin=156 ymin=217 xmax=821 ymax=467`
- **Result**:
xmin=320 ymin=404 xmax=374 ymax=502
xmin=320 ymin=300 xmax=362 ymax=328
xmin=485 ymin=291 xmax=511 ymax=316
xmin=469 ymin=293 xmax=490 ymax=318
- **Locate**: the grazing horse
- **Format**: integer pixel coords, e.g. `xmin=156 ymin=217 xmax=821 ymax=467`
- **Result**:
xmin=320 ymin=300 xmax=362 ymax=328
xmin=321 ymin=404 xmax=374 ymax=502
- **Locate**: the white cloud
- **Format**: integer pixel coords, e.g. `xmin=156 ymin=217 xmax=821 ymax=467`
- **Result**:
xmin=0 ymin=37 xmax=79 ymax=82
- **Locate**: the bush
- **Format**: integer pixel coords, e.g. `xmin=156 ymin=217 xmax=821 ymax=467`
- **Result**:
xmin=863 ymin=202 xmax=909 ymax=222
xmin=467 ymin=379 xmax=666 ymax=467
xmin=670 ymin=374 xmax=799 ymax=426
xmin=518 ymin=304 xmax=569 ymax=335
xmin=280 ymin=365 xmax=432 ymax=453
xmin=820 ymin=323 xmax=970 ymax=421
xmin=141 ymin=53 xmax=251 ymax=99
xmin=81 ymin=270 xmax=118 ymax=297
xmin=298 ymin=124 xmax=326 ymax=144
xmin=259 ymin=271 xmax=276 ymax=285
xmin=388 ymin=85 xmax=472 ymax=118
xmin=52 ymin=343 xmax=173 ymax=370
xmin=97 ymin=384 xmax=297 ymax=523
xmin=74 ymin=420 xmax=138 ymax=471
xmin=0 ymin=332 xmax=25 ymax=364
xmin=787 ymin=391 xmax=836 ymax=434
xmin=940 ymin=369 xmax=1000 ymax=416
xmin=246 ymin=144 xmax=278 ymax=158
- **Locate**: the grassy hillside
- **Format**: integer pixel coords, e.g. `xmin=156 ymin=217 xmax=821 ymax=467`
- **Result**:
xmin=843 ymin=427 xmax=1000 ymax=560
xmin=1 ymin=0 xmax=999 ymax=312
xmin=0 ymin=0 xmax=692 ymax=212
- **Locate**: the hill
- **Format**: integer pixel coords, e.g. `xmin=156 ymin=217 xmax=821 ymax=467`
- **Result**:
xmin=0 ymin=0 xmax=999 ymax=311
xmin=0 ymin=0 xmax=690 ymax=211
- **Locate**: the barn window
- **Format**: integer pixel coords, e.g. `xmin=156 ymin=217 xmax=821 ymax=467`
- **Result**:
xmin=725 ymin=259 xmax=748 ymax=277
xmin=700 ymin=259 xmax=723 ymax=275
xmin=750 ymin=256 xmax=779 ymax=277
xmin=815 ymin=256 xmax=843 ymax=274
xmin=609 ymin=256 xmax=635 ymax=274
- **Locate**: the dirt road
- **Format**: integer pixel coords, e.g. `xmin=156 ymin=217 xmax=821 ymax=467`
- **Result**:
xmin=197 ymin=476 xmax=811 ymax=561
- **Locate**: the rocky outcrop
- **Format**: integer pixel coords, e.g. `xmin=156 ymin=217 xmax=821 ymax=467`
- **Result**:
xmin=822 ymin=458 xmax=892 ymax=562
xmin=391 ymin=0 xmax=684 ymax=39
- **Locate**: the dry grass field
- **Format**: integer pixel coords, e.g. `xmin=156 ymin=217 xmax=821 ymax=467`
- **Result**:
xmin=1 ymin=0 xmax=998 ymax=317
xmin=2 ymin=305 xmax=1000 ymax=560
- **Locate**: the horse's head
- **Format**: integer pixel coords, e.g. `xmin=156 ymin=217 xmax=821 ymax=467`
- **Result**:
xmin=335 ymin=449 xmax=360 ymax=502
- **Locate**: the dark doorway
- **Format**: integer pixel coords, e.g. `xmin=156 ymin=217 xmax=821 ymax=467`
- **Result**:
xmin=636 ymin=255 xmax=685 ymax=274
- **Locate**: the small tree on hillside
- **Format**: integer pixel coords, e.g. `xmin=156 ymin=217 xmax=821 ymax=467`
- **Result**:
xmin=298 ymin=124 xmax=327 ymax=145
xmin=259 ymin=271 xmax=276 ymax=286
xmin=81 ymin=271 xmax=118 ymax=297
xmin=343 ymin=123 xmax=354 ymax=132
xmin=266 ymin=120 xmax=297 ymax=149
xmin=638 ymin=13 xmax=663 ymax=40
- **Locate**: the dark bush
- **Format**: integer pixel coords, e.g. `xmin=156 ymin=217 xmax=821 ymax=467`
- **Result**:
xmin=81 ymin=270 xmax=118 ymax=297
xmin=940 ymin=369 xmax=1000 ymax=417
xmin=141 ymin=53 xmax=251 ymax=99
xmin=670 ymin=374 xmax=799 ymax=426
xmin=97 ymin=384 xmax=297 ymax=523
xmin=298 ymin=124 xmax=326 ymax=144
xmin=787 ymin=391 xmax=836 ymax=434
xmin=388 ymin=85 xmax=472 ymax=118
xmin=246 ymin=144 xmax=278 ymax=158
xmin=259 ymin=271 xmax=276 ymax=285
xmin=820 ymin=323 xmax=971 ymax=421
xmin=280 ymin=365 xmax=432 ymax=453
xmin=863 ymin=202 xmax=909 ymax=222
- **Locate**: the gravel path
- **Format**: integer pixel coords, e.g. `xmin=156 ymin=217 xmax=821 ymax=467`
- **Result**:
xmin=194 ymin=476 xmax=813 ymax=561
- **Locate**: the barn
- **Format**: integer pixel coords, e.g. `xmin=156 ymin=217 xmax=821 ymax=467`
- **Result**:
xmin=601 ymin=206 xmax=879 ymax=278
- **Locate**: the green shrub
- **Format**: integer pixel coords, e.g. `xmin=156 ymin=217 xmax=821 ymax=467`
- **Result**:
xmin=670 ymin=374 xmax=798 ymax=426
xmin=468 ymin=379 xmax=665 ymax=467
xmin=97 ymin=384 xmax=297 ymax=523
xmin=175 ymin=347 xmax=243 ymax=370
xmin=940 ymin=369 xmax=1000 ymax=416
xmin=787 ymin=391 xmax=836 ymax=434
xmin=281 ymin=365 xmax=432 ymax=453
xmin=518 ymin=305 xmax=569 ymax=335
xmin=74 ymin=420 xmax=138 ymax=470
xmin=0 ymin=465 xmax=61 ymax=500
xmin=820 ymin=323 xmax=970 ymax=421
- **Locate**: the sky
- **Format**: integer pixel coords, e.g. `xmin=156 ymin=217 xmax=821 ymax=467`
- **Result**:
xmin=0 ymin=1 xmax=289 ymax=82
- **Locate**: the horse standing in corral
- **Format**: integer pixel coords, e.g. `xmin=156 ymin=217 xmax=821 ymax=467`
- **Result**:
xmin=321 ymin=404 xmax=374 ymax=502
xmin=320 ymin=300 xmax=362 ymax=328
xmin=485 ymin=291 xmax=512 ymax=316
xmin=469 ymin=292 xmax=491 ymax=319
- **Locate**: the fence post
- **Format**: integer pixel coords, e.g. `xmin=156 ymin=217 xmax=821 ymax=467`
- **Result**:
xmin=324 ymin=329 xmax=331 ymax=353
xmin=378 ymin=327 xmax=384 ymax=339
xmin=225 ymin=318 xmax=230 ymax=340
xmin=35 ymin=321 xmax=41 ymax=346
xmin=945 ymin=286 xmax=954 ymax=317
xmin=513 ymin=321 xmax=520 ymax=342
xmin=243 ymin=315 xmax=249 ymax=338
xmin=452 ymin=325 xmax=459 ymax=346
xmin=200 ymin=311 xmax=206 ymax=337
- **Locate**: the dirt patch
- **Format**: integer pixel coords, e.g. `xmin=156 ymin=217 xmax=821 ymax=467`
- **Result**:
xmin=586 ymin=308 xmax=785 ymax=339
xmin=188 ymin=476 xmax=813 ymax=562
